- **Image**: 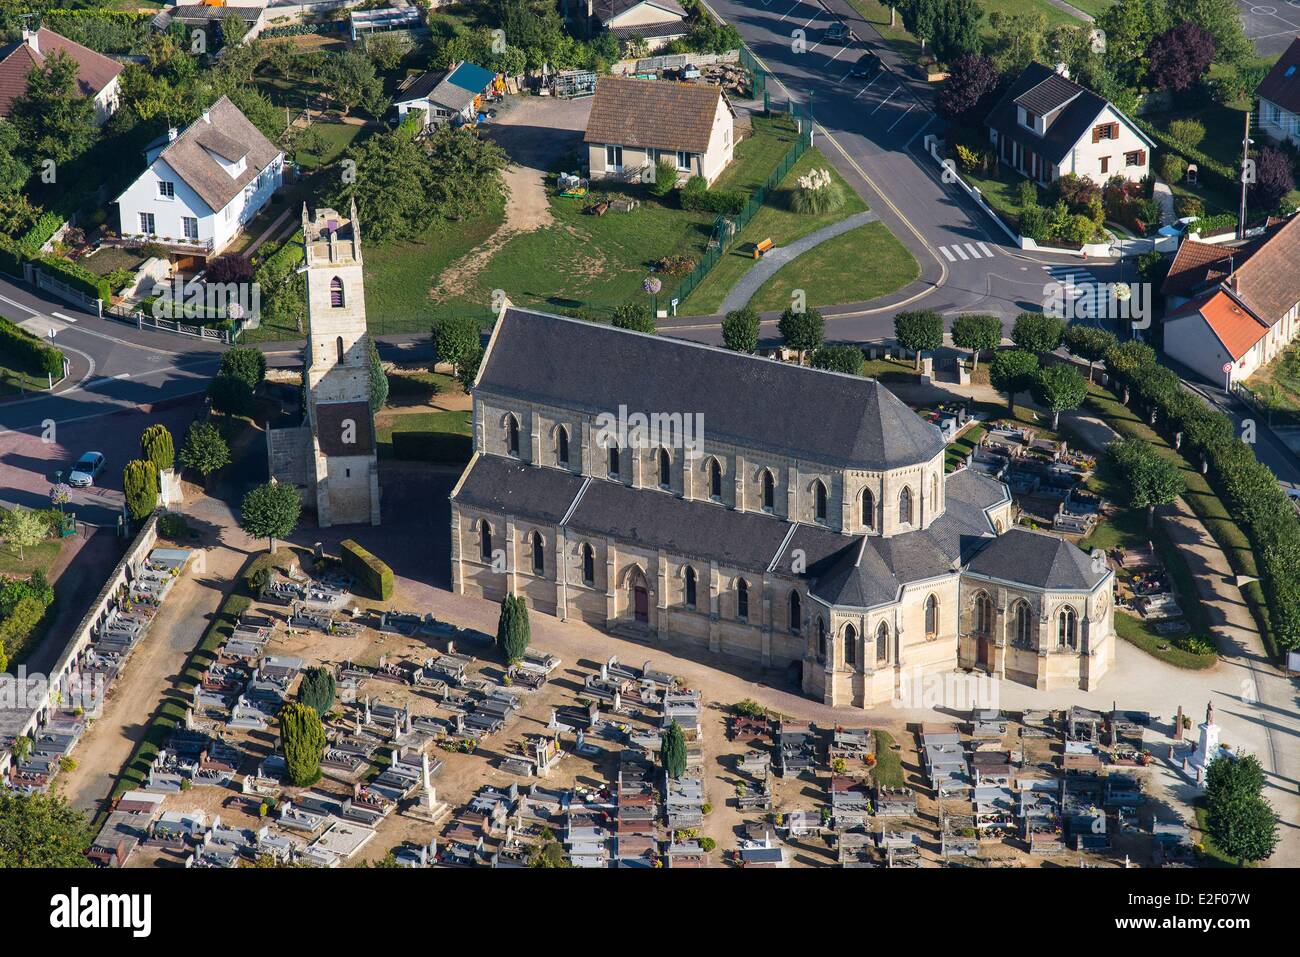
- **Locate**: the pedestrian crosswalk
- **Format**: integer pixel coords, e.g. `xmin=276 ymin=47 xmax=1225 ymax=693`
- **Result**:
xmin=937 ymin=241 xmax=995 ymax=262
xmin=1042 ymin=263 xmax=1106 ymax=321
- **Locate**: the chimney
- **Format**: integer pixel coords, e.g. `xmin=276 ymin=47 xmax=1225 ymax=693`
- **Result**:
xmin=22 ymin=28 xmax=37 ymax=54
xmin=202 ymin=108 xmax=211 ymax=124
xmin=1054 ymin=62 xmax=1069 ymax=79
xmin=167 ymin=127 xmax=179 ymax=142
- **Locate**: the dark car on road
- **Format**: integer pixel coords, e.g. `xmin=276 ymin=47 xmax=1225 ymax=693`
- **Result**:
xmin=849 ymin=50 xmax=881 ymax=79
xmin=825 ymin=21 xmax=851 ymax=43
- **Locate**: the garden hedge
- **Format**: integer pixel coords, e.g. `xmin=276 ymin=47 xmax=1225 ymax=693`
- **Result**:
xmin=17 ymin=212 xmax=65 ymax=254
xmin=341 ymin=539 xmax=393 ymax=601
xmin=34 ymin=254 xmax=112 ymax=303
xmin=0 ymin=315 xmax=65 ymax=377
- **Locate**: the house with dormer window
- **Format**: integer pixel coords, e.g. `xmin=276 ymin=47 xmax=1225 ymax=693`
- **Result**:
xmin=113 ymin=95 xmax=284 ymax=257
xmin=1257 ymin=37 xmax=1300 ymax=148
xmin=984 ymin=62 xmax=1154 ymax=186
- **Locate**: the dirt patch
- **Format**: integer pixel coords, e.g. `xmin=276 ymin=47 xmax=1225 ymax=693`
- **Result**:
xmin=430 ymin=96 xmax=591 ymax=303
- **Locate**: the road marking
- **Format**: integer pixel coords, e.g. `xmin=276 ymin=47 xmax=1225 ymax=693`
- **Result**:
xmin=0 ymin=293 xmax=39 ymax=315
xmin=886 ymin=103 xmax=914 ymax=131
xmin=827 ymin=44 xmax=849 ymax=62
xmin=937 ymin=242 xmax=995 ymax=261
xmin=802 ymin=14 xmax=820 ymax=27
xmin=904 ymin=113 xmax=935 ymax=148
xmin=853 ymin=73 xmax=881 ymax=98
xmin=51 ymin=312 xmax=76 ymax=323
xmin=868 ymin=86 xmax=899 ymax=115
xmin=778 ymin=1 xmax=801 ymax=21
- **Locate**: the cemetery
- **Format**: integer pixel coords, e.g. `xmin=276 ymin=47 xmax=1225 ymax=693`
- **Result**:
xmin=70 ymin=542 xmax=1208 ymax=869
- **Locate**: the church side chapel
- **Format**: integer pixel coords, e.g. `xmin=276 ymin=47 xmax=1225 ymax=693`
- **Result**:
xmin=268 ymin=204 xmax=381 ymax=527
xmin=450 ymin=308 xmax=1118 ymax=708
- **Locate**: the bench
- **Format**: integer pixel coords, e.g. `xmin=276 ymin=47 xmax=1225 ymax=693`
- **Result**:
xmin=753 ymin=237 xmax=775 ymax=259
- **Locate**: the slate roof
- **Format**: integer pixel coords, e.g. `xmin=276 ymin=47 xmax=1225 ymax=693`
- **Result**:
xmin=608 ymin=21 xmax=691 ymax=40
xmin=584 ymin=77 xmax=724 ymax=155
xmin=984 ymin=62 xmax=1153 ymax=165
xmin=142 ymin=95 xmax=281 ymax=213
xmin=964 ymin=527 xmax=1106 ymax=591
xmin=0 ymin=28 xmax=122 ymax=118
xmin=1256 ymin=37 xmax=1300 ymax=114
xmin=453 ymin=453 xmax=587 ymax=527
xmin=315 ymin=401 xmax=374 ymax=456
xmin=477 ymin=308 xmax=948 ymax=472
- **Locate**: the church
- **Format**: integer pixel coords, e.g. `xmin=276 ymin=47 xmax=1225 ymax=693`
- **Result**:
xmin=449 ymin=308 xmax=1117 ymax=708
xmin=267 ymin=203 xmax=381 ymax=527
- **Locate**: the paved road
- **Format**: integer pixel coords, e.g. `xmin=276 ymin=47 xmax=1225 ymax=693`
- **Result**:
xmin=662 ymin=0 xmax=1120 ymax=345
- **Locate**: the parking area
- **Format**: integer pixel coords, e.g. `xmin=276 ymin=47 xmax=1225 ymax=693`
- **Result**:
xmin=1235 ymin=0 xmax=1300 ymax=57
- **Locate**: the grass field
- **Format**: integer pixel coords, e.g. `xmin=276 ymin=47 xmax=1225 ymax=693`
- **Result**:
xmin=847 ymin=0 xmax=1086 ymax=61
xmin=293 ymin=121 xmax=365 ymax=171
xmin=748 ymin=221 xmax=919 ymax=311
xmin=375 ymin=409 xmax=472 ymax=459
xmin=0 ymin=534 xmax=63 ymax=580
xmin=680 ymin=148 xmax=868 ymax=314
xmin=362 ymin=200 xmax=507 ymax=335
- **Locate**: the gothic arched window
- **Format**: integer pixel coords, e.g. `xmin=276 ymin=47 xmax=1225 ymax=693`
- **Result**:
xmin=479 ymin=520 xmax=492 ymax=563
xmin=924 ymin=593 xmax=939 ymax=638
xmin=876 ymin=620 xmax=889 ymax=662
xmin=506 ymin=414 xmax=520 ymax=457
xmin=684 ymin=566 xmax=697 ymax=608
xmin=761 ymin=469 xmax=775 ymax=512
xmin=1059 ymin=606 xmax=1078 ymax=649
xmin=974 ymin=591 xmax=994 ymax=636
xmin=788 ymin=590 xmax=801 ymax=634
xmin=843 ymin=624 xmax=856 ymax=665
xmin=736 ymin=578 xmax=749 ymax=621
xmin=581 ymin=543 xmax=595 ymax=586
xmin=556 ymin=426 xmax=569 ymax=466
xmin=530 ymin=531 xmax=544 ymax=575
xmin=608 ymin=445 xmax=620 ymax=478
xmin=861 ymin=487 xmax=875 ymax=530
xmin=709 ymin=458 xmax=723 ymax=500
xmin=335 ymin=335 xmax=344 ymax=364
xmin=899 ymin=486 xmax=914 ymax=525
xmin=814 ymin=480 xmax=828 ymax=523
xmin=330 ymin=276 xmax=344 ymax=308
xmin=1014 ymin=600 xmax=1033 ymax=647
xmin=658 ymin=448 xmax=671 ymax=489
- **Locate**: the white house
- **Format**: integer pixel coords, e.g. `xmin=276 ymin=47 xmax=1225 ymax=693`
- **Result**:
xmin=1161 ymin=215 xmax=1300 ymax=388
xmin=393 ymin=61 xmax=497 ymax=129
xmin=589 ymin=0 xmax=689 ymax=51
xmin=0 ymin=27 xmax=121 ymax=125
xmin=1257 ymin=38 xmax=1300 ymax=148
xmin=584 ymin=76 xmax=735 ymax=185
xmin=114 ymin=96 xmax=284 ymax=257
xmin=985 ymin=62 xmax=1154 ymax=186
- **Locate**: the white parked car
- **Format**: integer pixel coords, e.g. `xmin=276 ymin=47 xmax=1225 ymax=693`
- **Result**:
xmin=67 ymin=451 xmax=105 ymax=488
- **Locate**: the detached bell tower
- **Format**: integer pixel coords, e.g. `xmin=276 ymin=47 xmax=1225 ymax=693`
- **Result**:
xmin=300 ymin=201 xmax=380 ymax=526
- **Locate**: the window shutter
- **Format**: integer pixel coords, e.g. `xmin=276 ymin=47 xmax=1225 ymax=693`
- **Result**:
xmin=1111 ymin=122 xmax=1119 ymax=139
xmin=1138 ymin=149 xmax=1146 ymax=165
xmin=1092 ymin=125 xmax=1100 ymax=143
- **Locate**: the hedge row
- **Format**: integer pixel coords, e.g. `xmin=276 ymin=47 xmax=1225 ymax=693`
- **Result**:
xmin=341 ymin=539 xmax=393 ymax=601
xmin=390 ymin=430 xmax=472 ymax=463
xmin=1102 ymin=346 xmax=1300 ymax=655
xmin=1135 ymin=118 xmax=1238 ymax=197
xmin=35 ymin=254 xmax=112 ymax=303
xmin=17 ymin=212 xmax=65 ymax=255
xmin=0 ymin=315 xmax=65 ymax=377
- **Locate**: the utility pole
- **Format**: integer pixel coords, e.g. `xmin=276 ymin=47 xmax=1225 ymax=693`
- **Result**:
xmin=1238 ymin=109 xmax=1252 ymax=241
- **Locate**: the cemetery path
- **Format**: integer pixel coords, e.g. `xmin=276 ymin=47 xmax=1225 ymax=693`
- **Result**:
xmin=58 ymin=502 xmax=258 ymax=817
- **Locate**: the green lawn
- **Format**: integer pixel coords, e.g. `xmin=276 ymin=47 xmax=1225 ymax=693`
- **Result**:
xmin=680 ymin=148 xmax=867 ymax=314
xmin=294 ymin=121 xmax=366 ymax=170
xmin=952 ymin=160 xmax=1029 ymax=231
xmin=386 ymin=369 xmax=462 ymax=403
xmin=361 ymin=199 xmax=507 ymax=335
xmin=749 ymin=221 xmax=919 ymax=311
xmin=714 ymin=115 xmax=803 ymax=195
xmin=375 ymin=409 xmax=472 ymax=459
xmin=847 ymin=0 xmax=1086 ymax=61
xmin=0 ymin=535 xmax=63 ymax=580
xmin=1065 ymin=0 xmax=1114 ymax=16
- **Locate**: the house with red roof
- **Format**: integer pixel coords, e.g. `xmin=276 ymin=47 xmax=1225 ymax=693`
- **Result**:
xmin=1161 ymin=214 xmax=1300 ymax=387
xmin=0 ymin=27 xmax=122 ymax=125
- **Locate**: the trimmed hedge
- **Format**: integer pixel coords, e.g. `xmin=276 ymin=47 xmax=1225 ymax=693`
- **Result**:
xmin=1101 ymin=351 xmax=1300 ymax=656
xmin=34 ymin=254 xmax=112 ymax=304
xmin=341 ymin=539 xmax=393 ymax=601
xmin=0 ymin=315 xmax=65 ymax=377
xmin=390 ymin=430 xmax=472 ymax=463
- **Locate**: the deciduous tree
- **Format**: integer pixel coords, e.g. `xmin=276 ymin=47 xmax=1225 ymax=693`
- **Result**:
xmin=1032 ymin=363 xmax=1088 ymax=429
xmin=777 ymin=306 xmax=824 ymax=362
xmin=178 ymin=421 xmax=231 ymax=485
xmin=950 ymin=313 xmax=1002 ymax=370
xmin=722 ymin=306 xmax=760 ymax=353
xmin=0 ymin=791 xmax=94 ymax=867
xmin=989 ymin=348 xmax=1039 ymax=411
xmin=893 ymin=309 xmax=944 ymax=371
xmin=239 ymin=481 xmax=302 ymax=552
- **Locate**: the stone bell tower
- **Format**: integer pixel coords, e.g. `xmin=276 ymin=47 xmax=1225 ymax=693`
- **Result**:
xmin=300 ymin=201 xmax=380 ymax=526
